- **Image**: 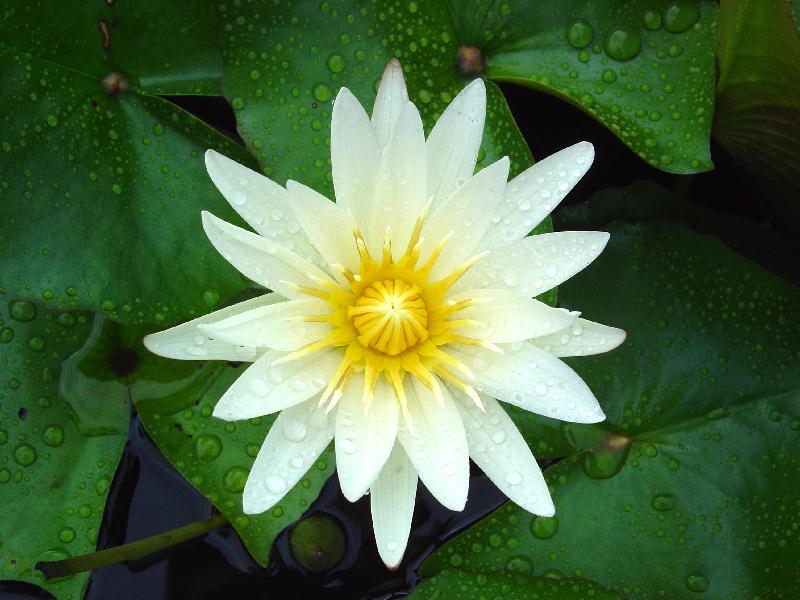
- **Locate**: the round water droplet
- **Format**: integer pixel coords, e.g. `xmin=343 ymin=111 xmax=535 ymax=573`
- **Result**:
xmin=13 ymin=443 xmax=37 ymax=466
xmin=505 ymin=470 xmax=522 ymax=485
xmin=248 ymin=378 xmax=270 ymax=397
xmin=202 ymin=289 xmax=220 ymax=307
xmin=28 ymin=336 xmax=45 ymax=352
xmin=338 ymin=438 xmax=357 ymax=454
xmin=491 ymin=430 xmax=507 ymax=444
xmin=604 ymin=27 xmax=642 ymax=61
xmin=194 ymin=433 xmax=222 ymax=461
xmin=96 ymin=475 xmax=111 ymax=495
xmin=78 ymin=504 xmax=92 ymax=518
xmin=58 ymin=527 xmax=76 ymax=543
xmin=663 ymin=1 xmax=700 ymax=33
xmin=642 ymin=10 xmax=662 ymax=30
xmin=327 ymin=53 xmax=345 ymax=73
xmin=223 ymin=466 xmax=249 ymax=493
xmin=282 ymin=417 xmax=308 ymax=442
xmin=530 ymin=515 xmax=558 ymax=539
xmin=9 ymin=301 xmax=36 ymax=322
xmin=651 ymin=493 xmax=677 ymax=511
xmin=42 ymin=425 xmax=64 ymax=447
xmin=265 ymin=475 xmax=287 ymax=495
xmin=566 ymin=19 xmax=593 ymax=49
xmin=685 ymin=573 xmax=709 ymax=592
xmin=312 ymin=83 xmax=332 ymax=102
xmin=0 ymin=327 xmax=14 ymax=343
xmin=505 ymin=555 xmax=533 ymax=574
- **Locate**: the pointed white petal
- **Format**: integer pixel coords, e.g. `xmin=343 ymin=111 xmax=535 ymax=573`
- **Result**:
xmin=212 ymin=349 xmax=340 ymax=421
xmin=336 ymin=378 xmax=399 ymax=502
xmin=457 ymin=231 xmax=610 ymax=296
xmin=204 ymin=150 xmax=324 ymax=266
xmin=368 ymin=101 xmax=428 ymax=258
xmin=426 ymin=78 xmax=486 ymax=208
xmin=143 ymin=294 xmax=281 ymax=361
xmin=448 ymin=343 xmax=605 ymax=423
xmin=202 ymin=211 xmax=334 ymax=299
xmin=197 ymin=298 xmax=331 ymax=351
xmin=286 ymin=180 xmax=360 ymax=273
xmin=479 ymin=142 xmax=595 ymax=250
xmin=370 ymin=441 xmax=417 ymax=569
xmin=450 ymin=288 xmax=577 ymax=343
xmin=421 ymin=157 xmax=509 ymax=278
xmin=454 ymin=391 xmax=554 ymax=516
xmin=397 ymin=379 xmax=469 ymax=511
xmin=531 ymin=318 xmax=626 ymax=357
xmin=242 ymin=397 xmax=334 ymax=514
xmin=331 ymin=87 xmax=381 ymax=224
xmin=371 ymin=58 xmax=409 ymax=149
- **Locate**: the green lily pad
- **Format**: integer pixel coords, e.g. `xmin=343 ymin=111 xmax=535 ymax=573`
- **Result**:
xmin=410 ymin=569 xmax=624 ymax=599
xmin=0 ymin=302 xmax=129 ymax=600
xmin=131 ymin=340 xmax=336 ymax=565
xmin=421 ymin=220 xmax=800 ymax=598
xmin=0 ymin=1 xmax=255 ymax=325
xmin=714 ymin=0 xmax=800 ymax=234
xmin=447 ymin=0 xmax=717 ymax=173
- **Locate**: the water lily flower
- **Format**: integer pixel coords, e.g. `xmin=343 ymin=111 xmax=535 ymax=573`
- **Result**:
xmin=144 ymin=59 xmax=625 ymax=568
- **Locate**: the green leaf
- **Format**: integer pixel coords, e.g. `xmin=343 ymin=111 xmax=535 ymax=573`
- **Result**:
xmin=713 ymin=0 xmax=800 ymax=233
xmin=410 ymin=569 xmax=624 ymax=599
xmin=0 ymin=303 xmax=129 ymax=599
xmin=0 ymin=2 xmax=255 ymax=325
xmin=132 ymin=348 xmax=335 ymax=565
xmin=449 ymin=0 xmax=717 ymax=173
xmin=421 ymin=220 xmax=800 ymax=598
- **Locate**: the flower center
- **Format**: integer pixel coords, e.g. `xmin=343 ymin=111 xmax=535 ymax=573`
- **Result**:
xmin=350 ymin=279 xmax=428 ymax=355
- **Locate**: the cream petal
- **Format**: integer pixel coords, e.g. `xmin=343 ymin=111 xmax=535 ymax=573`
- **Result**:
xmin=478 ymin=142 xmax=595 ymax=250
xmin=242 ymin=396 xmax=334 ymax=514
xmin=370 ymin=441 xmax=417 ymax=569
xmin=197 ymin=298 xmax=331 ymax=351
xmin=212 ymin=348 xmax=340 ymax=421
xmin=448 ymin=343 xmax=606 ymax=423
xmin=368 ymin=101 xmax=428 ymax=259
xmin=204 ymin=150 xmax=324 ymax=266
xmin=426 ymin=78 xmax=486 ymax=208
xmin=450 ymin=288 xmax=577 ymax=343
xmin=397 ymin=379 xmax=469 ymax=511
xmin=456 ymin=231 xmax=610 ymax=296
xmin=335 ymin=378 xmax=399 ymax=502
xmin=454 ymin=391 xmax=554 ymax=516
xmin=286 ymin=180 xmax=359 ymax=272
xmin=371 ymin=58 xmax=409 ymax=149
xmin=202 ymin=211 xmax=334 ymax=298
xmin=143 ymin=294 xmax=282 ymax=361
xmin=421 ymin=157 xmax=509 ymax=279
xmin=331 ymin=87 xmax=381 ymax=225
xmin=531 ymin=318 xmax=626 ymax=357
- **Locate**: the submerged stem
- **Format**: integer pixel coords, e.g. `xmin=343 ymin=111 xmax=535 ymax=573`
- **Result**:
xmin=36 ymin=513 xmax=228 ymax=580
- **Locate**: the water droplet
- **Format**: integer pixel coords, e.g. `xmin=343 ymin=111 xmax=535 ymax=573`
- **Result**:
xmin=265 ymin=475 xmax=287 ymax=494
xmin=96 ymin=475 xmax=111 ymax=495
xmin=651 ymin=493 xmax=677 ymax=511
xmin=0 ymin=327 xmax=14 ymax=343
xmin=530 ymin=515 xmax=558 ymax=539
xmin=202 ymin=289 xmax=220 ymax=307
xmin=312 ymin=83 xmax=332 ymax=102
xmin=491 ymin=430 xmax=507 ymax=444
xmin=505 ymin=555 xmax=533 ymax=574
xmin=505 ymin=470 xmax=522 ymax=485
xmin=566 ymin=19 xmax=593 ymax=49
xmin=282 ymin=417 xmax=308 ymax=442
xmin=78 ymin=504 xmax=92 ymax=518
xmin=327 ymin=53 xmax=345 ymax=73
xmin=13 ymin=443 xmax=37 ymax=466
xmin=9 ymin=301 xmax=36 ymax=322
xmin=685 ymin=573 xmax=709 ymax=592
xmin=604 ymin=27 xmax=642 ymax=61
xmin=46 ymin=114 xmax=59 ymax=127
xmin=58 ymin=527 xmax=76 ymax=543
xmin=663 ymin=2 xmax=700 ymax=33
xmin=642 ymin=10 xmax=662 ymax=30
xmin=42 ymin=425 xmax=64 ymax=447
xmin=28 ymin=336 xmax=45 ymax=352
xmin=223 ymin=466 xmax=249 ymax=493
xmin=194 ymin=434 xmax=222 ymax=461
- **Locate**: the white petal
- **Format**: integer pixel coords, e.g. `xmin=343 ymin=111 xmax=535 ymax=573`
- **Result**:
xmin=202 ymin=211 xmax=334 ymax=299
xmin=242 ymin=396 xmax=334 ymax=514
xmin=212 ymin=348 xmax=340 ymax=421
xmin=397 ymin=379 xmax=469 ymax=511
xmin=285 ymin=180 xmax=360 ymax=273
xmin=331 ymin=87 xmax=381 ymax=225
xmin=531 ymin=318 xmax=626 ymax=357
xmin=368 ymin=101 xmax=428 ymax=258
xmin=451 ymin=288 xmax=577 ymax=343
xmin=370 ymin=441 xmax=417 ymax=569
xmin=453 ymin=391 xmax=554 ymax=516
xmin=448 ymin=343 xmax=606 ymax=423
xmin=457 ymin=231 xmax=610 ymax=296
xmin=421 ymin=157 xmax=509 ymax=278
xmin=197 ymin=298 xmax=331 ymax=351
xmin=143 ymin=294 xmax=282 ymax=361
xmin=204 ymin=150 xmax=324 ymax=266
xmin=426 ymin=78 xmax=486 ymax=208
xmin=335 ymin=378 xmax=399 ymax=501
xmin=478 ymin=142 xmax=595 ymax=250
xmin=371 ymin=58 xmax=409 ymax=149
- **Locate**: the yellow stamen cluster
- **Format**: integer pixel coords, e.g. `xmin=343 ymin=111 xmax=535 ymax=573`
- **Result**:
xmin=275 ymin=206 xmax=495 ymax=431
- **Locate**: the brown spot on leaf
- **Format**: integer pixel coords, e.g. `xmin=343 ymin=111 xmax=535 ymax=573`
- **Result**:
xmin=457 ymin=44 xmax=485 ymax=77
xmin=98 ymin=19 xmax=111 ymax=50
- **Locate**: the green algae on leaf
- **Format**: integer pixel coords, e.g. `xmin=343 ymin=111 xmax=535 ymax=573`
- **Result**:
xmin=421 ymin=220 xmax=800 ymax=599
xmin=0 ymin=304 xmax=129 ymax=600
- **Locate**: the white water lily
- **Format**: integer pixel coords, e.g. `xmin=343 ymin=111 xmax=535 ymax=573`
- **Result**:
xmin=144 ymin=59 xmax=625 ymax=568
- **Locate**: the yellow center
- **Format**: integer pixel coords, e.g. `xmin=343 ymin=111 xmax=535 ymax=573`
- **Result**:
xmin=273 ymin=205 xmax=492 ymax=430
xmin=350 ymin=279 xmax=428 ymax=355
